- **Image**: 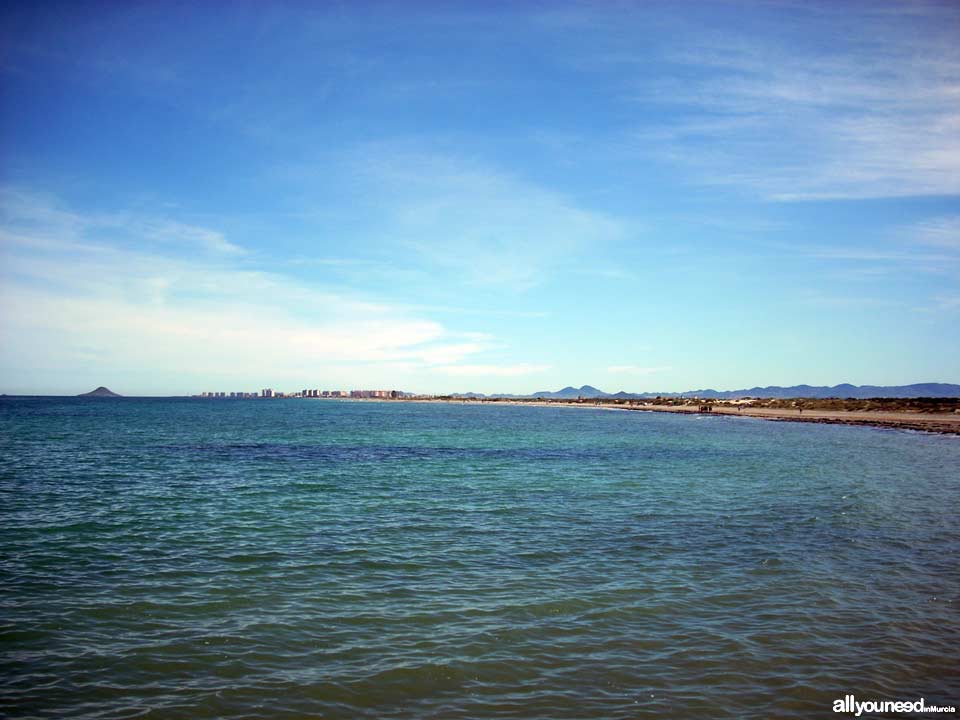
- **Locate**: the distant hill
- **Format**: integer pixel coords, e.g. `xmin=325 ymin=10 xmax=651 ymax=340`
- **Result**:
xmin=78 ymin=386 xmax=122 ymax=397
xmin=530 ymin=385 xmax=607 ymax=399
xmin=459 ymin=383 xmax=960 ymax=400
xmin=679 ymin=383 xmax=960 ymax=400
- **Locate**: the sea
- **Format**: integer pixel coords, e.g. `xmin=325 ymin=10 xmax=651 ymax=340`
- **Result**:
xmin=1 ymin=397 xmax=958 ymax=719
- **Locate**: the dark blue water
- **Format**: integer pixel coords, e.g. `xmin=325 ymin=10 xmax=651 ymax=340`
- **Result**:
xmin=1 ymin=397 xmax=958 ymax=718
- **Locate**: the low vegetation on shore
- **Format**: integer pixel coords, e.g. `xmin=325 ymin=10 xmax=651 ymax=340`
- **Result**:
xmin=723 ymin=397 xmax=960 ymax=413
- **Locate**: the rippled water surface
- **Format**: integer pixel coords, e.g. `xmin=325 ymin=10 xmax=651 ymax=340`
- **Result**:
xmin=2 ymin=397 xmax=958 ymax=718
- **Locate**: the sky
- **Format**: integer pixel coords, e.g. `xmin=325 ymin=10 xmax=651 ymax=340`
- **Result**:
xmin=1 ymin=0 xmax=958 ymax=396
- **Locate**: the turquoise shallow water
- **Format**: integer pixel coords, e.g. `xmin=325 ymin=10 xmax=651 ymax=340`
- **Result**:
xmin=1 ymin=397 xmax=958 ymax=719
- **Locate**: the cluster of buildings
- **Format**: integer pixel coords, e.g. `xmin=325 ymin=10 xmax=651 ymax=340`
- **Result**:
xmin=198 ymin=391 xmax=259 ymax=398
xmin=297 ymin=389 xmax=401 ymax=399
xmin=195 ymin=389 xmax=402 ymax=399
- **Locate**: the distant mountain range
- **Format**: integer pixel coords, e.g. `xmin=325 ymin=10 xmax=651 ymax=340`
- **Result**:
xmin=452 ymin=383 xmax=960 ymax=400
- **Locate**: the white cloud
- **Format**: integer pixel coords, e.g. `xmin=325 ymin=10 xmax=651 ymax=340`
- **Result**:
xmin=0 ymin=189 xmax=547 ymax=393
xmin=618 ymin=4 xmax=960 ymax=200
xmin=0 ymin=262 xmax=462 ymax=382
xmin=397 ymin=341 xmax=495 ymax=366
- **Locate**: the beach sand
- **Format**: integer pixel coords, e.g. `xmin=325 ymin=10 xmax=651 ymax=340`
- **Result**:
xmin=412 ymin=398 xmax=960 ymax=435
xmin=618 ymin=403 xmax=960 ymax=435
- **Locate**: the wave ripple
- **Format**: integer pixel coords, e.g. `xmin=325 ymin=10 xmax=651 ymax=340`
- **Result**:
xmin=2 ymin=398 xmax=958 ymax=718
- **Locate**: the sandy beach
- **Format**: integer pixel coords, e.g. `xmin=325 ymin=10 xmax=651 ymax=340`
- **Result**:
xmin=412 ymin=398 xmax=960 ymax=436
xmin=619 ymin=403 xmax=960 ymax=435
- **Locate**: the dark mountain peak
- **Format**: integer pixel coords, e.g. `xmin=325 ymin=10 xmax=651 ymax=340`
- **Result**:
xmin=78 ymin=386 xmax=122 ymax=397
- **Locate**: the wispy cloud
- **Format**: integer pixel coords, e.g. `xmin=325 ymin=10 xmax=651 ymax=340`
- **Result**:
xmin=910 ymin=216 xmax=960 ymax=250
xmin=0 ymin=188 xmax=245 ymax=256
xmin=142 ymin=220 xmax=245 ymax=255
xmin=0 ymin=188 xmax=547 ymax=392
xmin=931 ymin=294 xmax=960 ymax=312
xmin=788 ymin=213 xmax=960 ymax=274
xmin=351 ymin=148 xmax=627 ymax=290
xmin=801 ymin=247 xmax=955 ymax=265
xmin=782 ymin=242 xmax=957 ymax=286
xmin=615 ymin=3 xmax=960 ymax=200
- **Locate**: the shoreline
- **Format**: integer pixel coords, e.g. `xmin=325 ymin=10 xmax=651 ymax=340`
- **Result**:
xmin=403 ymin=398 xmax=960 ymax=436
xmin=624 ymin=404 xmax=960 ymax=436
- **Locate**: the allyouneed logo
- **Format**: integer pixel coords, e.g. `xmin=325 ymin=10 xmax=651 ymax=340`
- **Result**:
xmin=834 ymin=695 xmax=956 ymax=716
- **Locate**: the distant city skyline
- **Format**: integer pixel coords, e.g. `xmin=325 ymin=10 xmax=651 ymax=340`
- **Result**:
xmin=1 ymin=1 xmax=958 ymax=396
xmin=195 ymin=389 xmax=402 ymax=399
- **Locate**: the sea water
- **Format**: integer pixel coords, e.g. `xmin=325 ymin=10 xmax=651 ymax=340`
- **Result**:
xmin=1 ymin=397 xmax=957 ymax=718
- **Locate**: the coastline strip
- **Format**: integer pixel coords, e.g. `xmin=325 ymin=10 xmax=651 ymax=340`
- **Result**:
xmin=402 ymin=399 xmax=960 ymax=436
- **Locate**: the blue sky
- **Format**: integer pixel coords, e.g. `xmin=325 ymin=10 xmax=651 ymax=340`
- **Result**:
xmin=1 ymin=0 xmax=958 ymax=395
